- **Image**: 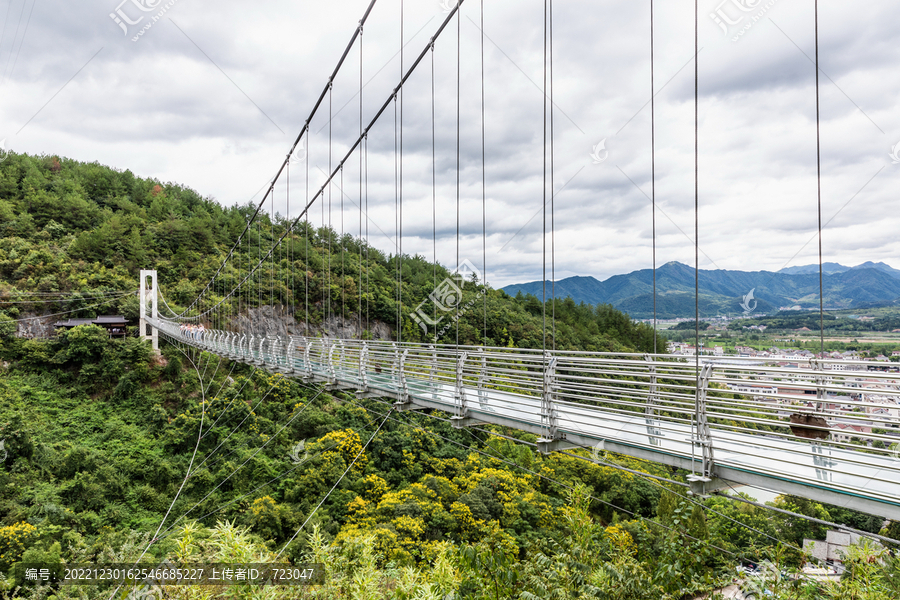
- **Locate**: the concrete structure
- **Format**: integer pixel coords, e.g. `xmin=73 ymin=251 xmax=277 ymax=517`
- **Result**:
xmin=804 ymin=530 xmax=882 ymax=573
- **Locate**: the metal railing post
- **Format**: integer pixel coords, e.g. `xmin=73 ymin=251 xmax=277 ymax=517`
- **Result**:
xmin=644 ymin=353 xmax=661 ymax=445
xmin=399 ymin=348 xmax=409 ymax=403
xmin=454 ymin=351 xmax=469 ymax=419
xmin=391 ymin=342 xmax=400 ymax=392
xmin=814 ymin=358 xmax=827 ymax=412
xmin=692 ymin=362 xmax=715 ymax=480
xmin=477 ymin=347 xmax=487 ymax=408
xmin=303 ymin=337 xmax=312 ymax=378
xmin=429 ymin=345 xmax=436 ymax=382
xmin=540 ymin=351 xmax=558 ymax=444
xmin=360 ymin=341 xmax=369 ymax=391
xmin=327 ymin=339 xmax=336 ymax=383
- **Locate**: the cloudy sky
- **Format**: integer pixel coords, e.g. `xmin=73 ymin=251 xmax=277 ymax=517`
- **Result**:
xmin=2 ymin=0 xmax=898 ymax=288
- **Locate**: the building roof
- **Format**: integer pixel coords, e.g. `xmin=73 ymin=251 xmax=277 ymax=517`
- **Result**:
xmin=93 ymin=315 xmax=128 ymax=324
xmin=53 ymin=318 xmax=95 ymax=327
xmin=54 ymin=315 xmax=129 ymax=328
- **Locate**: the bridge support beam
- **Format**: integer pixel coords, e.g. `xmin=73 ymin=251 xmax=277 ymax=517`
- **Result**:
xmin=139 ymin=269 xmax=158 ymax=352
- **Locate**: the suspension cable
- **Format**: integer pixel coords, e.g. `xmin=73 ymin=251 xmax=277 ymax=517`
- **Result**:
xmin=346 ymin=397 xmax=739 ymax=558
xmin=273 ymin=408 xmax=394 ymax=561
xmin=175 ymin=0 xmax=381 ymax=318
xmin=107 ymin=344 xmax=209 ymax=600
xmin=179 ymin=1 xmax=468 ymax=322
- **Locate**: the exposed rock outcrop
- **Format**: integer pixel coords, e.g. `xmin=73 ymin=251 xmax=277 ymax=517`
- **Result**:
xmin=15 ymin=314 xmax=56 ymax=339
xmin=227 ymin=306 xmax=391 ymax=340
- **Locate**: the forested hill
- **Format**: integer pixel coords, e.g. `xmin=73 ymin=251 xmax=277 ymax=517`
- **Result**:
xmin=0 ymin=151 xmax=660 ymax=353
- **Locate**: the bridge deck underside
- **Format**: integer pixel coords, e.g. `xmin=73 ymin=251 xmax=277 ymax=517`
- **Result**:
xmin=153 ymin=319 xmax=900 ymax=520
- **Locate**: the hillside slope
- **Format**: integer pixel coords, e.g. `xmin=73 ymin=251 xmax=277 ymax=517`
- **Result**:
xmin=0 ymin=151 xmax=661 ymax=353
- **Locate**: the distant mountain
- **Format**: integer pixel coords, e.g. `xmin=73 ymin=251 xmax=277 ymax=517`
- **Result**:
xmin=501 ymin=261 xmax=900 ymax=319
xmin=778 ymin=261 xmax=900 ymax=279
xmin=778 ymin=262 xmax=850 ymax=275
xmin=849 ymin=261 xmax=900 ymax=279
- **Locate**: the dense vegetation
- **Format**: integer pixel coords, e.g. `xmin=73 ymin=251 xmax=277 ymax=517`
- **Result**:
xmin=1 ymin=153 xmax=899 ymax=599
xmin=0 ymin=151 xmax=661 ymax=353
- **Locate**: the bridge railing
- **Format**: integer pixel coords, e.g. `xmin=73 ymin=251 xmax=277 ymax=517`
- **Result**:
xmin=151 ymin=318 xmax=900 ymax=469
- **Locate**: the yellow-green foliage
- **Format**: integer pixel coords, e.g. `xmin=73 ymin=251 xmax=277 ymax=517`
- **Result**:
xmin=320 ymin=428 xmax=367 ymax=473
xmin=0 ymin=521 xmax=37 ymax=569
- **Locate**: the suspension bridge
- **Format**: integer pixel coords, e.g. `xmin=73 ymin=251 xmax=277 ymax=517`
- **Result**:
xmin=133 ymin=0 xmax=900 ymax=525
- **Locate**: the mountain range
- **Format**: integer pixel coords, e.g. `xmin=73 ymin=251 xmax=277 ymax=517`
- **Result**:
xmin=500 ymin=262 xmax=900 ymax=319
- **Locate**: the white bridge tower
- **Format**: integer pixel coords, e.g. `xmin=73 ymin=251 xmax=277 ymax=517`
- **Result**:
xmin=139 ymin=269 xmax=158 ymax=351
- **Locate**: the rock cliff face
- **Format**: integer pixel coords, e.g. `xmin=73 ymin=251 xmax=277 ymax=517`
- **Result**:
xmin=227 ymin=306 xmax=392 ymax=340
xmin=15 ymin=314 xmax=56 ymax=339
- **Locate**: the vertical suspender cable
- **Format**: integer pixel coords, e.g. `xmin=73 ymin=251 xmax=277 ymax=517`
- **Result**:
xmin=541 ymin=0 xmax=547 ymax=353
xmin=549 ymin=0 xmax=555 ymax=351
xmin=341 ymin=166 xmax=345 ymax=326
xmin=399 ymin=0 xmax=404 ymax=343
xmin=650 ymin=0 xmax=657 ymax=355
xmin=288 ymin=161 xmax=291 ymax=319
xmin=306 ymin=133 xmax=310 ymax=331
xmin=394 ymin=96 xmax=400 ymax=339
xmin=328 ymin=85 xmax=333 ymax=323
xmin=257 ymin=218 xmax=261 ymax=313
xmin=431 ymin=41 xmax=437 ymax=342
xmin=456 ymin=2 xmax=461 ymax=348
xmin=365 ymin=134 xmax=370 ymax=332
xmin=814 ymin=0 xmax=824 ymax=356
xmin=359 ymin=24 xmax=364 ymax=337
xmin=321 ymin=140 xmax=325 ymax=324
xmin=432 ymin=43 xmax=438 ymax=340
xmin=271 ymin=174 xmax=275 ymax=309
xmin=693 ymin=0 xmax=700 ymax=473
xmin=480 ymin=0 xmax=487 ymax=346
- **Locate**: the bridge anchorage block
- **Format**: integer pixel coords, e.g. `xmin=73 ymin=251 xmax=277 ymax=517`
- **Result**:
xmin=324 ymin=383 xmax=356 ymax=393
xmin=536 ymin=437 xmax=580 ymax=455
xmin=355 ymin=389 xmax=400 ymax=401
xmin=685 ymin=474 xmax=728 ymax=498
xmin=449 ymin=414 xmax=483 ymax=429
xmin=392 ymin=400 xmax=426 ymax=413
